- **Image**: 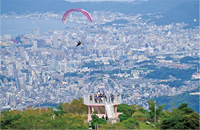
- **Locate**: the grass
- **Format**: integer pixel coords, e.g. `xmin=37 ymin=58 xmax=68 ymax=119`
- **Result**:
xmin=139 ymin=122 xmax=155 ymax=129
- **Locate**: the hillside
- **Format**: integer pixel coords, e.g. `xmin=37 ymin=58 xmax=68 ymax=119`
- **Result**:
xmin=154 ymin=88 xmax=200 ymax=113
xmin=1 ymin=0 xmax=199 ymax=28
xmin=154 ymin=1 xmax=199 ymax=28
xmin=1 ymin=97 xmax=199 ymax=129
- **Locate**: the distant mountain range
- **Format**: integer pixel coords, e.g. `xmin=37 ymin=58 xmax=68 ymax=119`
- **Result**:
xmin=1 ymin=0 xmax=199 ymax=28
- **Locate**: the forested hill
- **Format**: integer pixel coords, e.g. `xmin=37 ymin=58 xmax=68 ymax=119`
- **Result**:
xmin=1 ymin=98 xmax=199 ymax=129
xmin=154 ymin=88 xmax=200 ymax=113
xmin=1 ymin=0 xmax=199 ymax=28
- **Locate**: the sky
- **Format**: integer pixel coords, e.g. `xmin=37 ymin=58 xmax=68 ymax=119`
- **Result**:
xmin=1 ymin=0 xmax=148 ymax=2
xmin=65 ymin=0 xmax=148 ymax=2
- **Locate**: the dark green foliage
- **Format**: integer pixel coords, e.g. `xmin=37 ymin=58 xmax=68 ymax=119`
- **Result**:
xmin=90 ymin=114 xmax=106 ymax=129
xmin=118 ymin=114 xmax=128 ymax=122
xmin=147 ymin=99 xmax=156 ymax=119
xmin=160 ymin=109 xmax=185 ymax=129
xmin=147 ymin=99 xmax=164 ymax=121
xmin=53 ymin=103 xmax=64 ymax=116
xmin=98 ymin=118 xmax=107 ymax=125
xmin=91 ymin=114 xmax=99 ymax=122
xmin=1 ymin=98 xmax=199 ymax=129
xmin=123 ymin=105 xmax=137 ymax=118
xmin=184 ymin=112 xmax=200 ymax=129
xmin=178 ymin=103 xmax=194 ymax=114
xmin=117 ymin=104 xmax=129 ymax=112
xmin=138 ymin=107 xmax=148 ymax=114
xmin=0 ymin=110 xmax=22 ymax=129
xmin=118 ymin=104 xmax=148 ymax=119
xmin=156 ymin=104 xmax=164 ymax=119
xmin=160 ymin=103 xmax=200 ymax=129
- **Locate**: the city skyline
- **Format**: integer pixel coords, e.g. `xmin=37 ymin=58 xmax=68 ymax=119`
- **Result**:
xmin=0 ymin=0 xmax=199 ymax=113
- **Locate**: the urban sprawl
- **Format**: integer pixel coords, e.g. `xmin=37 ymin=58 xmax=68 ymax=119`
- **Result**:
xmin=1 ymin=11 xmax=199 ymax=111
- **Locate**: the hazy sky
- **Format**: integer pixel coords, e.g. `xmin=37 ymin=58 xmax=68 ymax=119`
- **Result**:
xmin=65 ymin=0 xmax=148 ymax=2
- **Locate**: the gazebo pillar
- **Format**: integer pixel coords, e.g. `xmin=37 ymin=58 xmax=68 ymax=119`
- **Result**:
xmin=84 ymin=93 xmax=122 ymax=123
xmin=92 ymin=106 xmax=94 ymax=113
xmin=114 ymin=105 xmax=117 ymax=118
xmin=88 ymin=106 xmax=91 ymax=114
xmin=98 ymin=106 xmax=100 ymax=114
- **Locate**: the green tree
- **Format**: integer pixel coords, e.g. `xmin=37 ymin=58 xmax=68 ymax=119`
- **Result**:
xmin=132 ymin=111 xmax=147 ymax=122
xmin=160 ymin=109 xmax=186 ymax=129
xmin=178 ymin=102 xmax=194 ymax=114
xmin=123 ymin=105 xmax=137 ymax=117
xmin=148 ymin=99 xmax=156 ymax=119
xmin=98 ymin=118 xmax=107 ymax=125
xmin=64 ymin=114 xmax=89 ymax=129
xmin=90 ymin=114 xmax=100 ymax=129
xmin=148 ymin=99 xmax=164 ymax=121
xmin=156 ymin=104 xmax=164 ymax=120
xmin=138 ymin=106 xmax=148 ymax=114
xmin=68 ymin=97 xmax=88 ymax=114
xmin=54 ymin=103 xmax=64 ymax=116
xmin=90 ymin=114 xmax=106 ymax=129
xmin=117 ymin=104 xmax=129 ymax=112
xmin=11 ymin=108 xmax=53 ymax=129
xmin=184 ymin=112 xmax=200 ymax=129
xmin=0 ymin=110 xmax=22 ymax=129
xmin=160 ymin=104 xmax=199 ymax=129
xmin=118 ymin=114 xmax=128 ymax=122
xmin=50 ymin=115 xmax=67 ymax=129
xmin=99 ymin=122 xmax=125 ymax=129
xmin=62 ymin=102 xmax=70 ymax=114
xmin=122 ymin=117 xmax=139 ymax=129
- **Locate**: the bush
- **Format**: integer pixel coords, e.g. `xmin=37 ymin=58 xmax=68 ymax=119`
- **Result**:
xmin=122 ymin=118 xmax=139 ymax=129
xmin=90 ymin=114 xmax=107 ymax=129
xmin=132 ymin=111 xmax=147 ymax=122
xmin=118 ymin=114 xmax=128 ymax=122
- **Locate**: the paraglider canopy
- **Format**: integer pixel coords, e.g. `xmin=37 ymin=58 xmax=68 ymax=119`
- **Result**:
xmin=62 ymin=8 xmax=93 ymax=24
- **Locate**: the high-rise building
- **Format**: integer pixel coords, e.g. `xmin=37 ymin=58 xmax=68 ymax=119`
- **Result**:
xmin=32 ymin=40 xmax=38 ymax=50
xmin=34 ymin=27 xmax=40 ymax=38
xmin=9 ymin=94 xmax=17 ymax=107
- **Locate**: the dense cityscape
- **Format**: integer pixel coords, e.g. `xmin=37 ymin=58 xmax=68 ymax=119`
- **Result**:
xmin=0 ymin=11 xmax=199 ymax=111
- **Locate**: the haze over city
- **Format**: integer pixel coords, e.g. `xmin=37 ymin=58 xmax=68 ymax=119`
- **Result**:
xmin=0 ymin=0 xmax=199 ymax=129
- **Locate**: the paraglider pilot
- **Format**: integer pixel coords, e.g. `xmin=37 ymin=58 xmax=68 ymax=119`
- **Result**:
xmin=76 ymin=41 xmax=82 ymax=47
